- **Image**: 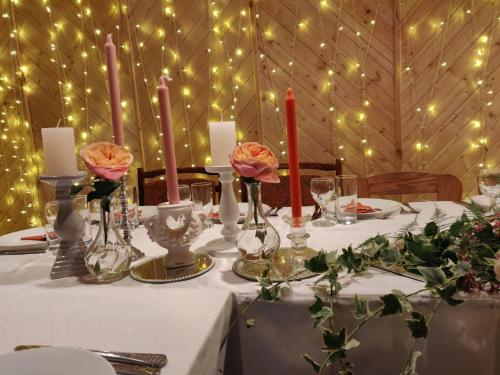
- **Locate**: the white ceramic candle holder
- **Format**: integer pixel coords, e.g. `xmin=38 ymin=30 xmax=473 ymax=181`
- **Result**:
xmin=144 ymin=201 xmax=204 ymax=268
xmin=205 ymin=165 xmax=240 ymax=244
xmin=39 ymin=171 xmax=89 ymax=279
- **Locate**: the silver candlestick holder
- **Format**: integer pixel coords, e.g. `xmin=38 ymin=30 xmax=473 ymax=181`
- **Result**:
xmin=119 ymin=175 xmax=144 ymax=260
xmin=205 ymin=165 xmax=240 ymax=245
xmin=39 ymin=171 xmax=89 ymax=279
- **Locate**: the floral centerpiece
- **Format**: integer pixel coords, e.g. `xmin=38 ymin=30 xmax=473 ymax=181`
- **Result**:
xmin=78 ymin=141 xmax=134 ymax=281
xmin=230 ymin=142 xmax=280 ymax=263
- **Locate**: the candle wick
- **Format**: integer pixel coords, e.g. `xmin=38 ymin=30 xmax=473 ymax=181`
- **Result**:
xmin=56 ymin=119 xmax=61 ymax=128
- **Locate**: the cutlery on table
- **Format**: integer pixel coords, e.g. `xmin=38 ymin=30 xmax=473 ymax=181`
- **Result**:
xmin=0 ymin=249 xmax=47 ymax=255
xmin=402 ymin=202 xmax=420 ymax=214
xmin=112 ymin=363 xmax=161 ymax=375
xmin=15 ymin=345 xmax=167 ymax=368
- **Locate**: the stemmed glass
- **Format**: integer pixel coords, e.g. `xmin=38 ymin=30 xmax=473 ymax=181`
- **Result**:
xmin=310 ymin=177 xmax=336 ymax=227
xmin=191 ymin=182 xmax=214 ymax=228
xmin=179 ymin=184 xmax=191 ymax=201
xmin=44 ymin=201 xmax=60 ymax=252
xmin=73 ymin=195 xmax=92 ymax=243
xmin=477 ymin=168 xmax=500 ymax=210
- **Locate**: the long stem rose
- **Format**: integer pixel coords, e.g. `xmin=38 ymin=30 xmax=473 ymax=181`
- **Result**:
xmin=230 ymin=142 xmax=279 ymax=183
xmin=80 ymin=142 xmax=133 ymax=181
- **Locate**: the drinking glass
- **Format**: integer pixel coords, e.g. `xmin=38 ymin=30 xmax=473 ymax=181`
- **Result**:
xmin=477 ymin=168 xmax=500 ymax=210
xmin=43 ymin=223 xmax=60 ymax=253
xmin=335 ymin=175 xmax=358 ymax=225
xmin=45 ymin=200 xmax=58 ymax=225
xmin=179 ymin=184 xmax=191 ymax=201
xmin=191 ymin=182 xmax=214 ymax=228
xmin=310 ymin=177 xmax=336 ymax=227
xmin=73 ymin=195 xmax=92 ymax=243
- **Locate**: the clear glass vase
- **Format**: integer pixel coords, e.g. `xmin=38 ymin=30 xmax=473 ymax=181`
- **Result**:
xmin=85 ymin=199 xmax=131 ymax=282
xmin=236 ymin=181 xmax=280 ymax=265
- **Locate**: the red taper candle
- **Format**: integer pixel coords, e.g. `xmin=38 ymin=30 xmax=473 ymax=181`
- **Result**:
xmin=285 ymin=88 xmax=302 ymax=221
xmin=104 ymin=34 xmax=124 ymax=146
xmin=157 ymin=77 xmax=180 ymax=204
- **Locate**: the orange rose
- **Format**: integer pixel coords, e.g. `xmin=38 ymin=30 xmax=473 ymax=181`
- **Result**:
xmin=80 ymin=142 xmax=133 ymax=180
xmin=230 ymin=142 xmax=279 ymax=183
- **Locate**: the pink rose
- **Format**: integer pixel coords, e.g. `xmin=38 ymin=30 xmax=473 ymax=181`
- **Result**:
xmin=80 ymin=142 xmax=133 ymax=180
xmin=230 ymin=142 xmax=279 ymax=183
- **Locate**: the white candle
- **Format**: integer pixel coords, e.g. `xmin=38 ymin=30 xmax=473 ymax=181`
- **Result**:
xmin=208 ymin=121 xmax=237 ymax=166
xmin=41 ymin=127 xmax=78 ymax=176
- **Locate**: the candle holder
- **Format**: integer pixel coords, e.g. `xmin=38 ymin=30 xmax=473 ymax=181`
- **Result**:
xmin=39 ymin=171 xmax=89 ymax=279
xmin=205 ymin=165 xmax=240 ymax=245
xmin=118 ymin=175 xmax=144 ymax=260
xmin=132 ymin=201 xmax=214 ymax=283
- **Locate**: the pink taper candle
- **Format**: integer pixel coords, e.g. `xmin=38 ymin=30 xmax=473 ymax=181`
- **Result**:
xmin=157 ymin=77 xmax=180 ymax=204
xmin=104 ymin=34 xmax=124 ymax=146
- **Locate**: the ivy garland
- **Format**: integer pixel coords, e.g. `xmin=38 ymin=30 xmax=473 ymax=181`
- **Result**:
xmin=228 ymin=207 xmax=500 ymax=375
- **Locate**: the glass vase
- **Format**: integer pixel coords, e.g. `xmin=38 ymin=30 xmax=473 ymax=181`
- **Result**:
xmin=85 ymin=199 xmax=131 ymax=282
xmin=236 ymin=181 xmax=280 ymax=268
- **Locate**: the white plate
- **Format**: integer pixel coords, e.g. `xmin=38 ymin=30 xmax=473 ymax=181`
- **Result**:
xmin=356 ymin=198 xmax=402 ymax=218
xmin=469 ymin=195 xmax=499 ymax=210
xmin=0 ymin=347 xmax=116 ymax=375
xmin=212 ymin=202 xmax=271 ymax=223
xmin=0 ymin=229 xmax=48 ymax=252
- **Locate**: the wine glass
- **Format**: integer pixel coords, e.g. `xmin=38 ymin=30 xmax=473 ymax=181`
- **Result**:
xmin=44 ymin=201 xmax=60 ymax=252
xmin=191 ymin=182 xmax=214 ymax=228
xmin=45 ymin=201 xmax=58 ymax=225
xmin=477 ymin=168 xmax=500 ymax=210
xmin=179 ymin=184 xmax=191 ymax=201
xmin=73 ymin=195 xmax=92 ymax=243
xmin=310 ymin=177 xmax=336 ymax=227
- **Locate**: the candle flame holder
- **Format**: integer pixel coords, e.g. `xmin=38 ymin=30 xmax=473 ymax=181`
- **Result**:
xmin=205 ymin=165 xmax=240 ymax=247
xmin=39 ymin=171 xmax=89 ymax=279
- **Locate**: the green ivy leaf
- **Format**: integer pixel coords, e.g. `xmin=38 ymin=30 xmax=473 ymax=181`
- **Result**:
xmin=245 ymin=319 xmax=255 ymax=329
xmin=338 ymin=247 xmax=365 ymax=273
xmin=450 ymin=261 xmax=472 ymax=278
xmin=417 ymin=266 xmax=447 ymax=288
xmin=302 ymin=354 xmax=320 ymax=373
xmin=305 ymin=252 xmax=329 ymax=273
xmin=309 ymin=297 xmax=333 ymax=328
xmin=424 ymin=221 xmax=439 ymax=237
xmin=437 ymin=285 xmax=463 ymax=306
xmin=353 ymin=295 xmax=370 ymax=319
xmin=405 ymin=312 xmax=428 ymax=339
xmin=391 ymin=289 xmax=413 ymax=313
xmin=449 ymin=221 xmax=464 ymax=237
xmin=379 ymin=293 xmax=402 ymax=317
xmin=322 ymin=327 xmax=346 ymax=350
xmin=379 ymin=246 xmax=401 ymax=266
xmin=261 ymin=286 xmax=279 ymax=302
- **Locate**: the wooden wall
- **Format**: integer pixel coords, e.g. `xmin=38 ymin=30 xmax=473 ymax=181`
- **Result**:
xmin=0 ymin=0 xmax=498 ymax=234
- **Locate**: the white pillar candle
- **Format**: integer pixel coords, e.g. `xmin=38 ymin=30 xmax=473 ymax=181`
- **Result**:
xmin=208 ymin=121 xmax=237 ymax=166
xmin=41 ymin=127 xmax=78 ymax=176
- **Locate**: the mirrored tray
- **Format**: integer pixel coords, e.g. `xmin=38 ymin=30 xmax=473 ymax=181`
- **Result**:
xmin=130 ymin=253 xmax=214 ymax=283
xmin=232 ymin=247 xmax=319 ymax=282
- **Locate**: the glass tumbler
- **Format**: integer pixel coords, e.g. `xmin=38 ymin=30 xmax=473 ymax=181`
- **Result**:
xmin=335 ymin=175 xmax=358 ymax=225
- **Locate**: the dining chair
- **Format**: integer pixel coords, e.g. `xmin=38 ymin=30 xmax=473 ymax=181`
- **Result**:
xmin=357 ymin=172 xmax=463 ymax=201
xmin=240 ymin=161 xmax=343 ymax=207
xmin=137 ymin=167 xmax=220 ymax=206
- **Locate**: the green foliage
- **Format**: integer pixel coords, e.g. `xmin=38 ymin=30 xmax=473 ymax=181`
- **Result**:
xmin=379 ymin=293 xmax=402 ymax=316
xmin=338 ymin=247 xmax=365 ymax=273
xmin=353 ymin=295 xmax=370 ymax=320
xmin=402 ymin=350 xmax=421 ymax=375
xmin=305 ymin=252 xmax=329 ymax=273
xmin=417 ymin=266 xmax=446 ymax=288
xmin=424 ymin=222 xmax=439 ymax=237
xmin=309 ymin=297 xmax=333 ymax=328
xmin=302 ymin=354 xmax=321 ymax=373
xmin=405 ymin=312 xmax=428 ymax=339
xmin=245 ymin=319 xmax=255 ymax=329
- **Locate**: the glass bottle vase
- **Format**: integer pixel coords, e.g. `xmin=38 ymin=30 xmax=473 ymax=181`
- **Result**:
xmin=85 ymin=199 xmax=131 ymax=282
xmin=236 ymin=181 xmax=280 ymax=265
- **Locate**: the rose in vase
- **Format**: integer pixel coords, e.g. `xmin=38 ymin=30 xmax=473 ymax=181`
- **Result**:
xmin=230 ymin=142 xmax=280 ymax=183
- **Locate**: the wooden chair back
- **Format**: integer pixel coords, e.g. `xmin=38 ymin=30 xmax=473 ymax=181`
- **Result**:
xmin=357 ymin=172 xmax=463 ymax=201
xmin=240 ymin=161 xmax=342 ymax=207
xmin=137 ymin=167 xmax=220 ymax=206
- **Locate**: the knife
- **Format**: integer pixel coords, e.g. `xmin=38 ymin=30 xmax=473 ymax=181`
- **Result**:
xmin=15 ymin=345 xmax=167 ymax=368
xmin=112 ymin=363 xmax=161 ymax=375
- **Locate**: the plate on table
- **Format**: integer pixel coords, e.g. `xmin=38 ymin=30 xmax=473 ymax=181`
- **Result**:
xmin=469 ymin=195 xmax=499 ymax=210
xmin=355 ymin=198 xmax=402 ymax=219
xmin=0 ymin=347 xmax=116 ymax=375
xmin=0 ymin=230 xmax=48 ymax=254
xmin=211 ymin=202 xmax=271 ymax=224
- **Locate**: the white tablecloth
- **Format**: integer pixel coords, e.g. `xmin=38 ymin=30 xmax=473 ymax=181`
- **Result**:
xmin=1 ymin=201 xmax=499 ymax=374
